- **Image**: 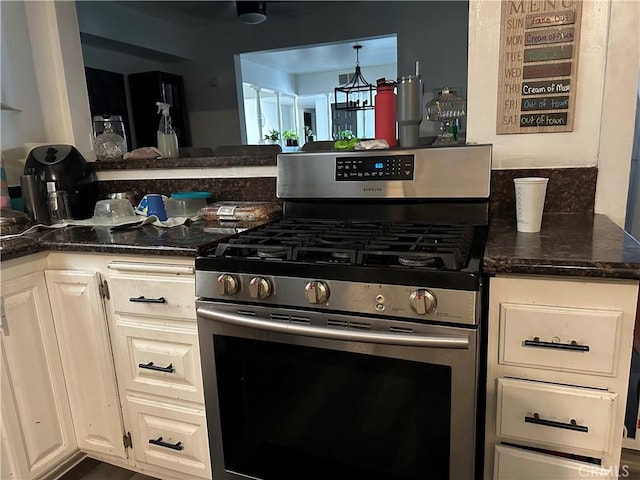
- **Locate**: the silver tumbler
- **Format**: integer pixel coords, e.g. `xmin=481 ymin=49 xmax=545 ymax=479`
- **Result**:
xmin=20 ymin=174 xmax=50 ymax=225
xmin=396 ymin=75 xmax=424 ymax=148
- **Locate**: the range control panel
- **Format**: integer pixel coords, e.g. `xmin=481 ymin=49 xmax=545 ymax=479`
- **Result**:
xmin=335 ymin=154 xmax=415 ymax=181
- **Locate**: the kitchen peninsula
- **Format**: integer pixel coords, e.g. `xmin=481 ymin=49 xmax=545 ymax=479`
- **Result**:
xmin=3 ymin=145 xmax=640 ymax=479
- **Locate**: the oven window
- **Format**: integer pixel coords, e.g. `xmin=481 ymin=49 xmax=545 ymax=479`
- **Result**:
xmin=214 ymin=335 xmax=451 ymax=480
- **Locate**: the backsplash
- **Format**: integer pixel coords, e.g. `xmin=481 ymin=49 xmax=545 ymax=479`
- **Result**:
xmin=98 ymin=177 xmax=278 ymax=204
xmin=490 ymin=167 xmax=597 ymax=218
xmin=97 ymin=167 xmax=596 ymax=217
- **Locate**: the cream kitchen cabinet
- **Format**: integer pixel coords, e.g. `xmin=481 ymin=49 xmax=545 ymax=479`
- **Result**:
xmin=0 ymin=251 xmax=211 ymax=480
xmin=45 ymin=269 xmax=129 ymax=461
xmin=485 ymin=275 xmax=638 ymax=480
xmin=0 ymin=256 xmax=78 ymax=480
xmin=105 ymin=259 xmax=211 ymax=480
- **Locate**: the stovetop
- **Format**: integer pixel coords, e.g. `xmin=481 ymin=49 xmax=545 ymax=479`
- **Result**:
xmin=214 ymin=218 xmax=474 ymax=269
xmin=197 ymin=218 xmax=487 ymax=291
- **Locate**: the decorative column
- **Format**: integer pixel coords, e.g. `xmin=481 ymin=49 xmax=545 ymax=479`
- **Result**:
xmin=275 ymin=91 xmax=283 ymax=146
xmin=326 ymin=92 xmax=333 ymax=140
xmin=293 ymin=94 xmax=300 ymax=141
xmin=251 ymin=85 xmax=264 ymax=142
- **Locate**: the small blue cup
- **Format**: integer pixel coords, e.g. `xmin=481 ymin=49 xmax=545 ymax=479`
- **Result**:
xmin=146 ymin=194 xmax=167 ymax=221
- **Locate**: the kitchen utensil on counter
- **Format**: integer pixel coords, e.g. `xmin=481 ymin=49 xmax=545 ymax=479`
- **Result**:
xmin=396 ymin=68 xmax=424 ymax=148
xmin=93 ymin=198 xmax=136 ymax=223
xmin=0 ymin=207 xmax=31 ymax=234
xmin=106 ymin=191 xmax=140 ymax=208
xmin=93 ymin=115 xmax=128 ymax=161
xmin=47 ymin=186 xmax=72 ymax=224
xmin=165 ymin=197 xmax=206 ymax=218
xmin=145 ymin=194 xmax=168 ymax=221
xmin=165 ymin=191 xmax=211 ymax=218
xmin=20 ymin=173 xmax=50 ymax=225
xmin=24 ymin=144 xmax=99 ymax=219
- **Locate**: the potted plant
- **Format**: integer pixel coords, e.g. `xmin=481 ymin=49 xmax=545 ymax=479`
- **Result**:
xmin=304 ymin=125 xmax=314 ymax=142
xmin=282 ymin=129 xmax=299 ymax=146
xmin=264 ymin=129 xmax=280 ymax=144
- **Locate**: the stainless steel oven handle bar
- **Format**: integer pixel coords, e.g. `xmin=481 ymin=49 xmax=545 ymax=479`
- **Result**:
xmin=197 ymin=307 xmax=470 ymax=349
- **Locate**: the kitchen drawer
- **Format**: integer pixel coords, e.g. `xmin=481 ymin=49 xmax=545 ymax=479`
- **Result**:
xmin=109 ymin=274 xmax=195 ymax=320
xmin=494 ymin=445 xmax=615 ymax=479
xmin=127 ymin=395 xmax=211 ymax=479
xmin=499 ymin=303 xmax=622 ymax=376
xmin=496 ymin=378 xmax=617 ymax=456
xmin=117 ymin=322 xmax=203 ymax=403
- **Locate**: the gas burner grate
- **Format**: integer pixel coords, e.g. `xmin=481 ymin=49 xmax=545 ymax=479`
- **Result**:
xmin=213 ymin=220 xmax=475 ymax=270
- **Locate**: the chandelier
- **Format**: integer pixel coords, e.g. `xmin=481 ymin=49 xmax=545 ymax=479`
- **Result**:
xmin=334 ymin=45 xmax=375 ymax=111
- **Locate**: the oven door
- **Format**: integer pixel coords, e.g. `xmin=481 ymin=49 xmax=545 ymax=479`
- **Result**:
xmin=197 ymin=301 xmax=479 ymax=480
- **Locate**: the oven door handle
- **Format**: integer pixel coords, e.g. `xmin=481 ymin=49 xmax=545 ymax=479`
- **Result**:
xmin=197 ymin=307 xmax=470 ymax=349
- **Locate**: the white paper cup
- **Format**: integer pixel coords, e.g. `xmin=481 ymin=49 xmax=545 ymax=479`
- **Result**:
xmin=514 ymin=177 xmax=549 ymax=233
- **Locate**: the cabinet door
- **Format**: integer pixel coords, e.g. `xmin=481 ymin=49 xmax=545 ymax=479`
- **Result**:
xmin=0 ymin=271 xmax=76 ymax=479
xmin=45 ymin=270 xmax=128 ymax=460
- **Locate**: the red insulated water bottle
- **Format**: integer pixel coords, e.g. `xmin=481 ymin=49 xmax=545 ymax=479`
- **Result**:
xmin=375 ymin=78 xmax=397 ymax=147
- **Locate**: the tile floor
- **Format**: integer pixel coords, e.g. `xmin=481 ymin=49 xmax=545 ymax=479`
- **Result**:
xmin=59 ymin=458 xmax=157 ymax=480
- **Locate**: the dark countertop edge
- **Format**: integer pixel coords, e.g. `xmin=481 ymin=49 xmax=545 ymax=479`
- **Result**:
xmin=91 ymin=155 xmax=277 ymax=171
xmin=482 ymin=258 xmax=640 ymax=281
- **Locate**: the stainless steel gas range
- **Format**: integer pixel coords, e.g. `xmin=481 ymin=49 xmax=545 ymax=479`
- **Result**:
xmin=196 ymin=144 xmax=492 ymax=480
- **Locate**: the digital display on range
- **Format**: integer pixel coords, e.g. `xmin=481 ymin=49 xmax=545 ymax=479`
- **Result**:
xmin=335 ymin=155 xmax=414 ymax=181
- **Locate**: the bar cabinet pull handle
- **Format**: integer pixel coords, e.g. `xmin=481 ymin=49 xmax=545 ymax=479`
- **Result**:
xmin=197 ymin=307 xmax=469 ymax=349
xmin=138 ymin=361 xmax=175 ymax=373
xmin=523 ymin=337 xmax=589 ymax=352
xmin=129 ymin=296 xmax=166 ymax=304
xmin=524 ymin=413 xmax=588 ymax=433
xmin=149 ymin=437 xmax=184 ymax=450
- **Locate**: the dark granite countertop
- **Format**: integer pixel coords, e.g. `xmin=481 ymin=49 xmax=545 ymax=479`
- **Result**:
xmin=91 ymin=145 xmax=280 ymax=171
xmin=0 ymin=220 xmax=262 ymax=262
xmin=484 ymin=214 xmax=640 ymax=280
xmin=5 ymin=213 xmax=640 ymax=281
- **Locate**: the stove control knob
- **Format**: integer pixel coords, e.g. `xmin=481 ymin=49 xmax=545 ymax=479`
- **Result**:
xmin=249 ymin=277 xmax=272 ymax=299
xmin=216 ymin=274 xmax=239 ymax=296
xmin=304 ymin=281 xmax=330 ymax=304
xmin=409 ymin=289 xmax=437 ymax=315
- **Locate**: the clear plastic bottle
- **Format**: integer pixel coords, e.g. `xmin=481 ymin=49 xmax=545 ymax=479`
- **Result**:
xmin=156 ymin=102 xmax=179 ymax=158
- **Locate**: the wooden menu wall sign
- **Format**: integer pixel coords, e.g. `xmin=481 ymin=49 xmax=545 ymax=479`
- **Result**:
xmin=496 ymin=0 xmax=582 ymax=134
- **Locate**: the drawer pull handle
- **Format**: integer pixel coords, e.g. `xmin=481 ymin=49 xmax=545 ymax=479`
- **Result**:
xmin=523 ymin=337 xmax=590 ymax=352
xmin=138 ymin=361 xmax=175 ymax=373
xmin=149 ymin=437 xmax=184 ymax=450
xmin=129 ymin=296 xmax=167 ymax=304
xmin=524 ymin=413 xmax=589 ymax=433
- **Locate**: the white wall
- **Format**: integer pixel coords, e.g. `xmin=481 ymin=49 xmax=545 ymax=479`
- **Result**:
xmin=0 ymin=1 xmax=47 ymax=185
xmin=240 ymin=59 xmax=297 ymax=94
xmin=467 ymin=0 xmax=639 ymax=226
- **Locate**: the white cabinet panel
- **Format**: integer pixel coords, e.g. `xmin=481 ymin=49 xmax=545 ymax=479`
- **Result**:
xmin=494 ymin=445 xmax=615 ymax=479
xmin=499 ymin=302 xmax=621 ymax=376
xmin=109 ymin=274 xmax=196 ymax=320
xmin=0 ymin=271 xmax=76 ymax=479
xmin=117 ymin=321 xmax=203 ymax=403
xmin=127 ymin=395 xmax=211 ymax=479
xmin=45 ymin=270 xmax=128 ymax=460
xmin=497 ymin=378 xmax=617 ymax=455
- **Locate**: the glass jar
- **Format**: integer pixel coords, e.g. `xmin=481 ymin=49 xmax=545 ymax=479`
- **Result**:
xmin=425 ymin=86 xmax=466 ymax=144
xmin=93 ymin=115 xmax=127 ymax=161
